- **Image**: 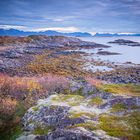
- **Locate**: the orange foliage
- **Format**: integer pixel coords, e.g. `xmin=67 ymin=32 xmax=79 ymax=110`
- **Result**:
xmin=85 ymin=77 xmax=104 ymax=87
xmin=0 ymin=73 xmax=69 ymax=101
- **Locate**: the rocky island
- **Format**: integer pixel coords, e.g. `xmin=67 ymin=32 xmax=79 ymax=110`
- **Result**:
xmin=0 ymin=35 xmax=140 ymax=140
xmin=108 ymin=39 xmax=140 ymax=47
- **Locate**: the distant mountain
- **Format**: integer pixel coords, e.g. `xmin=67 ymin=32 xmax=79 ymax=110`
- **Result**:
xmin=0 ymin=29 xmax=92 ymax=37
xmin=94 ymin=33 xmax=119 ymax=37
xmin=1 ymin=29 xmax=140 ymax=37
xmin=94 ymin=33 xmax=140 ymax=37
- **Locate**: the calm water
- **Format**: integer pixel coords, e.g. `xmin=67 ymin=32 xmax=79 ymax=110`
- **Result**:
xmin=78 ymin=36 xmax=140 ymax=64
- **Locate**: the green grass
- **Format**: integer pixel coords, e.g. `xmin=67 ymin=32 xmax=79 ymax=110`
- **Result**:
xmin=99 ymin=84 xmax=140 ymax=96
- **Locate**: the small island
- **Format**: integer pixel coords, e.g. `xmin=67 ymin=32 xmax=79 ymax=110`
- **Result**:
xmin=108 ymin=39 xmax=140 ymax=46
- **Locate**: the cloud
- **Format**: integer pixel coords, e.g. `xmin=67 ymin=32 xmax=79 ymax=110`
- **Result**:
xmin=0 ymin=0 xmax=140 ymax=33
xmin=0 ymin=25 xmax=27 ymax=30
xmin=42 ymin=16 xmax=76 ymax=22
xmin=0 ymin=24 xmax=79 ymax=33
xmin=53 ymin=18 xmax=64 ymax=22
xmin=29 ymin=26 xmax=79 ymax=32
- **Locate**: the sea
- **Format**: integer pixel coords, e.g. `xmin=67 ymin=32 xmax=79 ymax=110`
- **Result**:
xmin=78 ymin=36 xmax=140 ymax=64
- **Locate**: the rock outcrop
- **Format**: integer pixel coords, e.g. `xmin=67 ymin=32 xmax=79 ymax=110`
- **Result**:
xmin=17 ymin=92 xmax=140 ymax=140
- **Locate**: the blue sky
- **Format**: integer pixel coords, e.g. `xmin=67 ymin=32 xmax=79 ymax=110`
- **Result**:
xmin=0 ymin=0 xmax=140 ymax=33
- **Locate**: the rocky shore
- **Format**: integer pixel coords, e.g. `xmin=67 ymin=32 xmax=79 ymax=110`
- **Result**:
xmin=0 ymin=35 xmax=110 ymax=75
xmin=0 ymin=35 xmax=140 ymax=140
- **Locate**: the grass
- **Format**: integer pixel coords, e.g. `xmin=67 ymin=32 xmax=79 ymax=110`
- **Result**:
xmin=99 ymin=111 xmax=140 ymax=139
xmin=99 ymin=84 xmax=140 ymax=96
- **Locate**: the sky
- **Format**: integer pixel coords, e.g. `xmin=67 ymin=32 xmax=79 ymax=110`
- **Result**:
xmin=0 ymin=0 xmax=140 ymax=34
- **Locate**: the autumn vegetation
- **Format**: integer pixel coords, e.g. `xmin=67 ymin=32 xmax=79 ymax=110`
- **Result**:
xmin=0 ymin=73 xmax=70 ymax=139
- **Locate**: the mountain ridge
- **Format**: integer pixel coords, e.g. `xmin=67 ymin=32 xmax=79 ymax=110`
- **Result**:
xmin=0 ymin=28 xmax=140 ymax=37
xmin=0 ymin=29 xmax=92 ymax=37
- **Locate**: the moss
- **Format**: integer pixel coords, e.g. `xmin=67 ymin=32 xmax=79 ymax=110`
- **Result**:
xmin=99 ymin=84 xmax=140 ymax=96
xmin=51 ymin=94 xmax=84 ymax=106
xmin=88 ymin=97 xmax=103 ymax=106
xmin=111 ymin=103 xmax=127 ymax=113
xmin=127 ymin=111 xmax=140 ymax=136
xmin=99 ymin=112 xmax=140 ymax=139
xmin=33 ymin=126 xmax=53 ymax=135
xmin=68 ymin=122 xmax=97 ymax=131
xmin=99 ymin=115 xmax=128 ymax=137
xmin=32 ymin=106 xmax=39 ymax=111
xmin=69 ymin=111 xmax=95 ymax=119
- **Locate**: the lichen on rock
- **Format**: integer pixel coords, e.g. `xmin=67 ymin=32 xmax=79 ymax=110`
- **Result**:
xmin=18 ymin=93 xmax=140 ymax=140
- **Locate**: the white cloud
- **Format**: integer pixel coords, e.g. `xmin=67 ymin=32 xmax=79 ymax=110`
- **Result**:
xmin=42 ymin=16 xmax=76 ymax=22
xmin=30 ymin=27 xmax=79 ymax=32
xmin=0 ymin=25 xmax=79 ymax=33
xmin=0 ymin=25 xmax=26 ymax=30
xmin=52 ymin=18 xmax=65 ymax=22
